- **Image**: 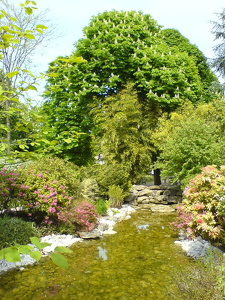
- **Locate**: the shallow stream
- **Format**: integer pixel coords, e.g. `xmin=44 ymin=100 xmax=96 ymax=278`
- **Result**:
xmin=0 ymin=210 xmax=194 ymax=299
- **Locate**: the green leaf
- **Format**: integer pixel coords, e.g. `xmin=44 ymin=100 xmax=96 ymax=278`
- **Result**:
xmin=0 ymin=249 xmax=4 ymax=260
xmin=6 ymin=71 xmax=20 ymax=79
xmin=10 ymin=17 xmax=17 ymax=22
xmin=25 ymin=33 xmax=35 ymax=39
xmin=36 ymin=24 xmax=48 ymax=30
xmin=50 ymin=252 xmax=68 ymax=270
xmin=25 ymin=7 xmax=33 ymax=15
xmin=29 ymin=251 xmax=42 ymax=261
xmin=4 ymin=247 xmax=21 ymax=262
xmin=46 ymin=73 xmax=59 ymax=78
xmin=25 ymin=85 xmax=37 ymax=91
xmin=18 ymin=245 xmax=34 ymax=254
xmin=54 ymin=246 xmax=73 ymax=253
xmin=30 ymin=237 xmax=51 ymax=250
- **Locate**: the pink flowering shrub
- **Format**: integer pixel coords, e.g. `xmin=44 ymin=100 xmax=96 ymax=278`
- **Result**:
xmin=174 ymin=165 xmax=225 ymax=242
xmin=58 ymin=201 xmax=99 ymax=232
xmin=17 ymin=169 xmax=74 ymax=224
xmin=0 ymin=168 xmax=25 ymax=210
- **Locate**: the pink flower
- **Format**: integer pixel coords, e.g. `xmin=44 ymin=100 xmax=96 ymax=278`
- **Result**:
xmin=48 ymin=207 xmax=56 ymax=213
xmin=197 ymin=218 xmax=204 ymax=224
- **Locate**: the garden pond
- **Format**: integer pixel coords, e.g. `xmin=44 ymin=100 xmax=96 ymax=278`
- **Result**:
xmin=0 ymin=210 xmax=195 ymax=299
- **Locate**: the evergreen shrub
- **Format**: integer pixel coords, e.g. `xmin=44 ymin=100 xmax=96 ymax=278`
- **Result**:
xmin=0 ymin=216 xmax=40 ymax=249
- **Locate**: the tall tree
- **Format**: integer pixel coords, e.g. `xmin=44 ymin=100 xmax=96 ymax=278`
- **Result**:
xmin=211 ymin=7 xmax=225 ymax=78
xmin=0 ymin=0 xmax=53 ymax=155
xmin=94 ymin=82 xmax=153 ymax=181
xmin=0 ymin=1 xmax=48 ymax=157
xmin=43 ymin=10 xmax=217 ymax=173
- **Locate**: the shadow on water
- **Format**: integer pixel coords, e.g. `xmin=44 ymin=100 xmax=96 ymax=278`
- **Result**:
xmin=0 ymin=210 xmax=194 ymax=300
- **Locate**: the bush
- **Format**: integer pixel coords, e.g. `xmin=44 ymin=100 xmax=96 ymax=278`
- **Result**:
xmin=174 ymin=165 xmax=225 ymax=242
xmin=84 ymin=163 xmax=131 ymax=197
xmin=57 ymin=201 xmax=99 ymax=232
xmin=0 ymin=216 xmax=40 ymax=249
xmin=108 ymin=185 xmax=124 ymax=207
xmin=81 ymin=178 xmax=99 ymax=201
xmin=95 ymin=198 xmax=109 ymax=215
xmin=154 ymin=101 xmax=225 ymax=185
xmin=0 ymin=168 xmax=21 ymax=211
xmin=13 ymin=156 xmax=83 ymax=224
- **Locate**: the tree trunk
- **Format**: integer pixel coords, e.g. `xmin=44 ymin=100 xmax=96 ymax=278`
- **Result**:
xmin=154 ymin=169 xmax=161 ymax=185
xmin=5 ymin=100 xmax=11 ymax=155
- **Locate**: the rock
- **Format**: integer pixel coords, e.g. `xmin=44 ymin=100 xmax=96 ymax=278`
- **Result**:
xmin=149 ymin=204 xmax=175 ymax=213
xmin=78 ymin=229 xmax=101 ymax=239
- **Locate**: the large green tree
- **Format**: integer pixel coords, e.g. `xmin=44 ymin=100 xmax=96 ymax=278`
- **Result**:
xmin=43 ymin=10 xmax=217 ymax=169
xmin=211 ymin=7 xmax=225 ymax=78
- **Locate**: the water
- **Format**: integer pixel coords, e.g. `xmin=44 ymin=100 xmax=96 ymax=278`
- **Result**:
xmin=0 ymin=210 xmax=193 ymax=300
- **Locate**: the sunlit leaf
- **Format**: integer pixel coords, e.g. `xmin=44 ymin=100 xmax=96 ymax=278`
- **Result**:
xmin=4 ymin=247 xmax=21 ymax=262
xmin=46 ymin=73 xmax=59 ymax=78
xmin=25 ymin=7 xmax=32 ymax=15
xmin=50 ymin=252 xmax=68 ymax=270
xmin=29 ymin=251 xmax=42 ymax=261
xmin=18 ymin=245 xmax=34 ymax=254
xmin=54 ymin=246 xmax=73 ymax=253
xmin=6 ymin=71 xmax=20 ymax=78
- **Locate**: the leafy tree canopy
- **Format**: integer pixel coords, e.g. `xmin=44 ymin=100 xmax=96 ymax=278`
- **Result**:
xmin=43 ymin=10 xmax=218 ymax=164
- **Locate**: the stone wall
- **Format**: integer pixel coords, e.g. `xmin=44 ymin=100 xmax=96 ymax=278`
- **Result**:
xmin=125 ymin=184 xmax=182 ymax=212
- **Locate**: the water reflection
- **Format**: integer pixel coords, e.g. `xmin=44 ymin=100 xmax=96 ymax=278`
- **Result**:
xmin=97 ymin=246 xmax=108 ymax=261
xmin=136 ymin=224 xmax=149 ymax=232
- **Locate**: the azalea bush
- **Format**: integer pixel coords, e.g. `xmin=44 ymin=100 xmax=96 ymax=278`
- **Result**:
xmin=174 ymin=165 xmax=225 ymax=242
xmin=0 ymin=168 xmax=22 ymax=210
xmin=57 ymin=201 xmax=99 ymax=232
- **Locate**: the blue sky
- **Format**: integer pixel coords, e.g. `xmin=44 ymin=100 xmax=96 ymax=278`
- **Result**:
xmin=12 ymin=0 xmax=225 ymax=99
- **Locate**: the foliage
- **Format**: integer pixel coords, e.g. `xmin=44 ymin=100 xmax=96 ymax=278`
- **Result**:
xmin=95 ymin=198 xmax=109 ymax=215
xmin=57 ymin=201 xmax=99 ymax=232
xmin=43 ymin=10 xmax=216 ymax=166
xmin=171 ymin=248 xmax=225 ymax=300
xmin=0 ymin=236 xmax=73 ymax=270
xmin=0 ymin=168 xmax=21 ymax=210
xmin=153 ymin=100 xmax=225 ymax=185
xmin=211 ymin=7 xmax=225 ymax=78
xmin=0 ymin=215 xmax=40 ymax=249
xmin=174 ymin=165 xmax=225 ymax=242
xmin=0 ymin=0 xmax=62 ymax=162
xmin=40 ymin=56 xmax=92 ymax=165
xmin=80 ymin=178 xmax=99 ymax=201
xmin=0 ymin=157 xmax=82 ymax=226
xmin=94 ymin=82 xmax=154 ymax=181
xmin=19 ymin=156 xmax=81 ymax=196
xmin=162 ymin=28 xmax=218 ymax=100
xmin=83 ymin=163 xmax=132 ymax=197
xmin=108 ymin=185 xmax=124 ymax=208
xmin=16 ymin=157 xmax=81 ymax=223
